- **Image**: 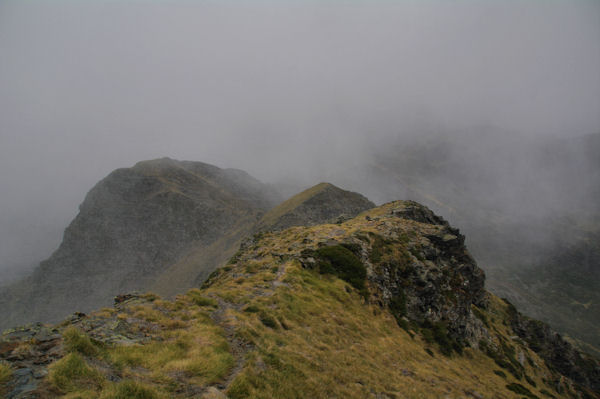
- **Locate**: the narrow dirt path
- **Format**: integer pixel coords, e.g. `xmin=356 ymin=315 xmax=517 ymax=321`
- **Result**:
xmin=206 ymin=261 xmax=290 ymax=394
xmin=210 ymin=298 xmax=249 ymax=391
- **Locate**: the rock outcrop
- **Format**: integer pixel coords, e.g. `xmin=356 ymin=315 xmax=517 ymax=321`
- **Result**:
xmin=288 ymin=200 xmax=487 ymax=346
xmin=367 ymin=201 xmax=487 ymax=343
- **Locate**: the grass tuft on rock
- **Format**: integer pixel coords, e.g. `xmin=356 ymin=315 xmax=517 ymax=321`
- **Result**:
xmin=63 ymin=326 xmax=101 ymax=357
xmin=187 ymin=288 xmax=218 ymax=307
xmin=48 ymin=353 xmax=104 ymax=393
xmin=0 ymin=361 xmax=12 ymax=389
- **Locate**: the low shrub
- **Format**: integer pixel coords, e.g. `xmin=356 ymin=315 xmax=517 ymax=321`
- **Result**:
xmin=368 ymin=234 xmax=391 ymax=263
xmin=506 ymin=382 xmax=539 ymax=399
xmin=314 ymin=245 xmax=367 ymax=297
xmin=420 ymin=321 xmax=462 ymax=356
xmin=540 ymin=388 xmax=556 ymax=398
xmin=389 ymin=290 xmax=407 ymax=320
xmin=431 ymin=322 xmax=455 ymax=356
xmin=493 ymin=369 xmax=507 ymax=379
xmin=525 ymin=374 xmax=537 ymax=387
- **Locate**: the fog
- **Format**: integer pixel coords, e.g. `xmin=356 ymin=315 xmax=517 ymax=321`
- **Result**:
xmin=1 ymin=1 xmax=599 ymax=282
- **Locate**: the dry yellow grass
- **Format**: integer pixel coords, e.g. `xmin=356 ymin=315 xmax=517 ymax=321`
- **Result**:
xmin=200 ymin=208 xmax=569 ymax=398
xmin=0 ymin=361 xmax=12 ymax=396
xmin=208 ymin=260 xmax=550 ymax=398
xmin=15 ymin=201 xmax=585 ymax=398
xmin=41 ymin=288 xmax=235 ymax=398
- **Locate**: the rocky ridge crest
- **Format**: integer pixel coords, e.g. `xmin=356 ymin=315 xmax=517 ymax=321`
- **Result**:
xmin=1 ymin=201 xmax=599 ymax=398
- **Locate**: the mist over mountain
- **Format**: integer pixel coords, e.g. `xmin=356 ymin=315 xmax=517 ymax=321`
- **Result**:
xmin=0 ymin=159 xmax=275 ymax=328
xmin=0 ymin=158 xmax=378 ymax=331
xmin=0 ymin=1 xmax=599 ymax=390
xmin=1 ymin=0 xmax=599 ymax=282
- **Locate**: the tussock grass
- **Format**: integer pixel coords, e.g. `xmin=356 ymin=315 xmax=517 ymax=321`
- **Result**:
xmin=63 ymin=326 xmax=101 ymax=357
xmin=186 ymin=288 xmax=218 ymax=307
xmin=131 ymin=304 xmax=164 ymax=322
xmin=62 ymin=390 xmax=98 ymax=399
xmin=0 ymin=361 xmax=12 ymax=389
xmin=108 ymin=318 xmax=233 ymax=386
xmin=42 ymin=283 xmax=234 ymax=397
xmin=48 ymin=353 xmax=104 ymax=393
xmin=99 ymin=380 xmax=164 ymax=399
xmin=314 ymin=245 xmax=367 ymax=297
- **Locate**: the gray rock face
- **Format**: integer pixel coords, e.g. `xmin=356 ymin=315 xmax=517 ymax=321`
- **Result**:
xmin=258 ymin=182 xmax=375 ymax=231
xmin=0 ymin=323 xmax=62 ymax=399
xmin=508 ymin=302 xmax=600 ymax=393
xmin=366 ymin=201 xmax=487 ymax=344
xmin=0 ymin=158 xmax=280 ymax=331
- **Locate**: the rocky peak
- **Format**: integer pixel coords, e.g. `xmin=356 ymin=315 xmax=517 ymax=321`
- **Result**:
xmin=0 ymin=159 xmax=278 ymax=331
xmin=257 ymin=182 xmax=374 ymax=231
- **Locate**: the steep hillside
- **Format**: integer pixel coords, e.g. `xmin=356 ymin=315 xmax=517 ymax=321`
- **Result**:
xmin=343 ymin=132 xmax=600 ymax=355
xmin=258 ymin=182 xmax=374 ymax=231
xmin=1 ymin=201 xmax=597 ymax=398
xmin=489 ymin=230 xmax=600 ymax=357
xmin=0 ymin=158 xmax=280 ymax=330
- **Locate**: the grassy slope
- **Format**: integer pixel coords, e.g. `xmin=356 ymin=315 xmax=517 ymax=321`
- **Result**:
xmin=204 ymin=211 xmax=568 ymax=399
xmin=1 ymin=203 xmax=592 ymax=398
xmin=27 ymin=292 xmax=235 ymax=398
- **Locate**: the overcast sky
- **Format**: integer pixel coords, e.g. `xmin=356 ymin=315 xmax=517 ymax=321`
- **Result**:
xmin=0 ymin=0 xmax=599 ymax=277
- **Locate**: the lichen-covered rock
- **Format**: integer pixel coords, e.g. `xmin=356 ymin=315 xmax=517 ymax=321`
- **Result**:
xmin=266 ymin=200 xmax=487 ymax=346
xmin=508 ymin=301 xmax=600 ymax=393
xmin=0 ymin=324 xmax=63 ymax=398
xmin=364 ymin=201 xmax=488 ymax=345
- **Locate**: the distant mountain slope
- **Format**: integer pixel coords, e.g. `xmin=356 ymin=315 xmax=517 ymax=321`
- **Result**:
xmin=0 ymin=162 xmax=377 ymax=332
xmin=1 ymin=201 xmax=597 ymax=398
xmin=0 ymin=158 xmax=280 ymax=330
xmin=258 ymin=182 xmax=374 ymax=231
xmin=490 ymin=229 xmax=600 ymax=356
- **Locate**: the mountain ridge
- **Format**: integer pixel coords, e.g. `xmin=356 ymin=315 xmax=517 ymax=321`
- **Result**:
xmin=0 ymin=159 xmax=375 ymax=331
xmin=1 ymin=200 xmax=597 ymax=398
